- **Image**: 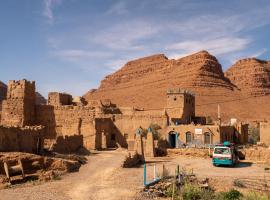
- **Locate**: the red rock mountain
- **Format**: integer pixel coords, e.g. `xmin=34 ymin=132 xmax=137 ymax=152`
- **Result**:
xmin=84 ymin=51 xmax=270 ymax=122
xmin=225 ymin=58 xmax=270 ymax=96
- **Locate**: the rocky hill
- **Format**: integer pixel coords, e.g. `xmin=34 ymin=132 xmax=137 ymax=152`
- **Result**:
xmin=84 ymin=51 xmax=270 ymax=122
xmin=225 ymin=58 xmax=270 ymax=96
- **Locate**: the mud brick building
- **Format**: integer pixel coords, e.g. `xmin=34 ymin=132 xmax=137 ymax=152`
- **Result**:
xmin=260 ymin=122 xmax=270 ymax=145
xmin=0 ymin=80 xmax=43 ymax=153
xmin=0 ymin=79 xmax=249 ymax=154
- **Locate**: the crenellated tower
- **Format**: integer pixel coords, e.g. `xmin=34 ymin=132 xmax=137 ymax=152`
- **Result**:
xmin=1 ymin=79 xmax=36 ymax=127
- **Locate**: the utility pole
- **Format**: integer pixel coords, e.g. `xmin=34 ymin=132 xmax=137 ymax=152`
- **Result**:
xmin=218 ymin=104 xmax=221 ymax=125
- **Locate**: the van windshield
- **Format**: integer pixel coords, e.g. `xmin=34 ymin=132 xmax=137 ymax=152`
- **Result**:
xmin=214 ymin=147 xmax=230 ymax=155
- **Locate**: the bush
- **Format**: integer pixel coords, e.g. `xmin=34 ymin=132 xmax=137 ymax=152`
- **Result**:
xmin=216 ymin=189 xmax=243 ymax=200
xmin=182 ymin=184 xmax=202 ymax=200
xmin=245 ymin=191 xmax=270 ymax=200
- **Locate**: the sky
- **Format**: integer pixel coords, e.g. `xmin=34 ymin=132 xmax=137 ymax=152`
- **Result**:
xmin=0 ymin=0 xmax=270 ymax=97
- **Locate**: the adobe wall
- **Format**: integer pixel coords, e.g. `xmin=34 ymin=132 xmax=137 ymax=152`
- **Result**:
xmin=113 ymin=107 xmax=167 ymax=139
xmin=1 ymin=80 xmax=35 ymax=127
xmin=165 ymin=124 xmax=221 ymax=145
xmin=0 ymin=125 xmax=43 ymax=153
xmin=220 ymin=126 xmax=235 ymax=143
xmin=35 ymin=105 xmax=98 ymax=150
xmin=166 ymin=89 xmax=195 ymax=125
xmin=260 ymin=122 xmax=270 ymax=144
xmin=48 ymin=92 xmax=73 ymax=106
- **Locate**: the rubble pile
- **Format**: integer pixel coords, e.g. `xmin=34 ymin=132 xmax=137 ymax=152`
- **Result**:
xmin=167 ymin=148 xmax=210 ymax=158
xmin=0 ymin=152 xmax=86 ymax=185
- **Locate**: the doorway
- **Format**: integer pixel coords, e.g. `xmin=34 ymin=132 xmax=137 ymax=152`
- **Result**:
xmin=169 ymin=132 xmax=177 ymax=148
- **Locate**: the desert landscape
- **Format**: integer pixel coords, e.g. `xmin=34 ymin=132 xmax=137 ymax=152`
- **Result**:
xmin=1 ymin=0 xmax=270 ymax=200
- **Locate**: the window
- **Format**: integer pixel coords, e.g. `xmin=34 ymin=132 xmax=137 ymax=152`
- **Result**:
xmin=204 ymin=132 xmax=211 ymax=144
xmin=186 ymin=132 xmax=192 ymax=143
xmin=174 ymin=97 xmax=177 ymax=101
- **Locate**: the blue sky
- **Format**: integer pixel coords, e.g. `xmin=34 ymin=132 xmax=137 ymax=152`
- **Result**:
xmin=0 ymin=0 xmax=270 ymax=97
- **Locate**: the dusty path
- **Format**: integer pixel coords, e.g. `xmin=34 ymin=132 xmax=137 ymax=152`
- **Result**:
xmin=0 ymin=149 xmax=142 ymax=200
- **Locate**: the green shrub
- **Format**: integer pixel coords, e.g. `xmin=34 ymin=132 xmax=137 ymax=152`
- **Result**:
xmin=217 ymin=189 xmax=243 ymax=200
xmin=245 ymin=191 xmax=270 ymax=200
xmin=164 ymin=184 xmax=180 ymax=200
xmin=182 ymin=184 xmax=203 ymax=200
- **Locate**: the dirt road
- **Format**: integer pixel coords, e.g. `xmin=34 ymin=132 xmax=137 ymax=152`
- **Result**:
xmin=0 ymin=149 xmax=143 ymax=200
xmin=146 ymin=155 xmax=270 ymax=191
xmin=1 ymin=151 xmax=269 ymax=200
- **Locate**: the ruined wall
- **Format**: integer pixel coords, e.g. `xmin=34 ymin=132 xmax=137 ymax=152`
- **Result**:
xmin=219 ymin=126 xmax=235 ymax=143
xmin=35 ymin=105 xmax=97 ymax=150
xmin=234 ymin=123 xmax=249 ymax=144
xmin=52 ymin=135 xmax=84 ymax=153
xmin=112 ymin=107 xmax=167 ymax=140
xmin=260 ymin=122 xmax=270 ymax=144
xmin=1 ymin=80 xmax=35 ymax=127
xmin=0 ymin=125 xmax=43 ymax=153
xmin=48 ymin=92 xmax=73 ymax=106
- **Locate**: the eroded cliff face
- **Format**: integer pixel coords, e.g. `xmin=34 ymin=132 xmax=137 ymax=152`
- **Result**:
xmin=84 ymin=51 xmax=236 ymax=109
xmin=225 ymin=58 xmax=270 ymax=96
xmin=84 ymin=51 xmax=270 ymax=121
xmin=98 ymin=51 xmax=234 ymax=90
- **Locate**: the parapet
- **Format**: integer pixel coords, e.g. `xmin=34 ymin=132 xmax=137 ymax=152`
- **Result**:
xmin=48 ymin=92 xmax=73 ymax=106
xmin=167 ymin=88 xmax=195 ymax=96
xmin=6 ymin=79 xmax=35 ymax=100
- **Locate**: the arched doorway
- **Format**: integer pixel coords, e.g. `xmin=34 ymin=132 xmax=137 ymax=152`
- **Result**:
xmin=204 ymin=132 xmax=211 ymax=144
xmin=186 ymin=132 xmax=192 ymax=144
xmin=168 ymin=131 xmax=178 ymax=148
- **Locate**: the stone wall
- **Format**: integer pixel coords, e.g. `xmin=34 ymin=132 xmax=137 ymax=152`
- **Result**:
xmin=0 ymin=125 xmax=43 ymax=153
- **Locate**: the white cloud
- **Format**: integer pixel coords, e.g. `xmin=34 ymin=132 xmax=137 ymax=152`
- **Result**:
xmin=92 ymin=20 xmax=159 ymax=50
xmin=106 ymin=1 xmax=129 ymax=15
xmin=167 ymin=37 xmax=251 ymax=59
xmin=43 ymin=0 xmax=62 ymax=23
xmin=51 ymin=49 xmax=113 ymax=62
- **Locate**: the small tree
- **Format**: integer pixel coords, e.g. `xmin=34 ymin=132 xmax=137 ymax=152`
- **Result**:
xmin=149 ymin=123 xmax=162 ymax=140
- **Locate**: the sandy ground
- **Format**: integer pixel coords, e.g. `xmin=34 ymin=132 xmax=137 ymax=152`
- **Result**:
xmin=146 ymin=155 xmax=270 ymax=192
xmin=0 ymin=149 xmax=143 ymax=200
xmin=1 ymin=150 xmax=269 ymax=200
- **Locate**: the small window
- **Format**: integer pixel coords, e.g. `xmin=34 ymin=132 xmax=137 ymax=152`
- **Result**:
xmin=174 ymin=97 xmax=177 ymax=101
xmin=204 ymin=132 xmax=211 ymax=144
xmin=186 ymin=132 xmax=192 ymax=143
